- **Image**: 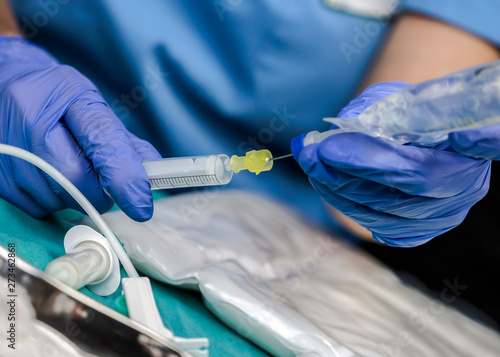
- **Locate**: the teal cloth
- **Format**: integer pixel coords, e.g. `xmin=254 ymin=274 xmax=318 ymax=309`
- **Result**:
xmin=0 ymin=197 xmax=270 ymax=357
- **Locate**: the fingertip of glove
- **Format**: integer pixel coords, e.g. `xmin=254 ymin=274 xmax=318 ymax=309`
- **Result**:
xmin=127 ymin=204 xmax=154 ymax=222
xmin=291 ymin=134 xmax=306 ymax=162
xmin=118 ymin=186 xmax=155 ymax=222
xmin=101 ymin=167 xmax=155 ymax=222
xmin=297 ymin=143 xmax=321 ymax=173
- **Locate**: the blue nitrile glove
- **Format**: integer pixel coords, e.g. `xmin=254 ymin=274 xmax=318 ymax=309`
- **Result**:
xmin=0 ymin=36 xmax=161 ymax=221
xmin=450 ymin=127 xmax=500 ymax=161
xmin=294 ymin=82 xmax=491 ymax=247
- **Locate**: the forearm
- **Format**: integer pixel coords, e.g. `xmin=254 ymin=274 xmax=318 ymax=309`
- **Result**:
xmin=362 ymin=12 xmax=500 ymax=87
xmin=0 ymin=0 xmax=20 ymax=36
xmin=334 ymin=12 xmax=500 ymax=242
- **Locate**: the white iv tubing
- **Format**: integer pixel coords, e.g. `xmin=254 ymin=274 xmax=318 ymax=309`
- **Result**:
xmin=0 ymin=144 xmax=139 ymax=278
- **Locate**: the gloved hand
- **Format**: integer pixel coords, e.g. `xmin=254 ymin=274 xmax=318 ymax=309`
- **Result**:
xmin=0 ymin=36 xmax=161 ymax=221
xmin=450 ymin=127 xmax=500 ymax=160
xmin=295 ymin=81 xmax=491 ymax=247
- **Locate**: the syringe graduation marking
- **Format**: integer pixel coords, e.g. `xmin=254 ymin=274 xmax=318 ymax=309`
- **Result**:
xmin=149 ymin=174 xmax=220 ymax=189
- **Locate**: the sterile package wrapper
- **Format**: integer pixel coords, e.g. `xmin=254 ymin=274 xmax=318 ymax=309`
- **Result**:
xmin=86 ymin=190 xmax=500 ymax=356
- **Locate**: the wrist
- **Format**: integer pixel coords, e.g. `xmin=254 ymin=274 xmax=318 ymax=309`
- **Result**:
xmin=0 ymin=35 xmax=55 ymax=56
xmin=0 ymin=33 xmax=23 ymax=42
xmin=0 ymin=30 xmax=21 ymax=37
xmin=0 ymin=0 xmax=21 ymax=36
xmin=0 ymin=36 xmax=59 ymax=77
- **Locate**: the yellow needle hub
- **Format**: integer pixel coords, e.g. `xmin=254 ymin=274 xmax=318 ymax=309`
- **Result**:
xmin=230 ymin=149 xmax=273 ymax=175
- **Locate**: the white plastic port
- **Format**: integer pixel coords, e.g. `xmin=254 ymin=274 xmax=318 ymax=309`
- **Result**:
xmin=45 ymin=225 xmax=121 ymax=296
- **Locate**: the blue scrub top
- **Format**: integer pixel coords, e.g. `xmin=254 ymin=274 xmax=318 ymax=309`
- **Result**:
xmin=11 ymin=0 xmax=500 ymax=230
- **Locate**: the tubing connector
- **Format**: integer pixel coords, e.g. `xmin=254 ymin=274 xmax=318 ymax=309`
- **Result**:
xmin=230 ymin=149 xmax=273 ymax=175
xmin=46 ymin=225 xmax=121 ymax=296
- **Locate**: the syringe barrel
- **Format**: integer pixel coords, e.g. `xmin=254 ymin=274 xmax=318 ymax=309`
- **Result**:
xmin=143 ymin=154 xmax=233 ymax=189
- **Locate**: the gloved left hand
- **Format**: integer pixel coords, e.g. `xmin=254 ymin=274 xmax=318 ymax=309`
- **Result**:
xmin=295 ymin=82 xmax=491 ymax=247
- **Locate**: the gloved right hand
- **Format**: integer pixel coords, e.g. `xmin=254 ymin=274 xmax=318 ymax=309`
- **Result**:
xmin=294 ymin=82 xmax=491 ymax=247
xmin=0 ymin=36 xmax=161 ymax=221
xmin=450 ymin=126 xmax=500 ymax=160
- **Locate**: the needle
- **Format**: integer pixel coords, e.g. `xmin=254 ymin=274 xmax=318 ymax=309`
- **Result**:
xmin=270 ymin=153 xmax=293 ymax=161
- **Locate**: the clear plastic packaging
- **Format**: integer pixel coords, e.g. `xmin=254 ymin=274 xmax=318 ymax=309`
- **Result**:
xmin=82 ymin=191 xmax=500 ymax=357
xmin=313 ymin=60 xmax=500 ymax=146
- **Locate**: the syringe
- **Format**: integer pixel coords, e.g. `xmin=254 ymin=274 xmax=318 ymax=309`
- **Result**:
xmin=143 ymin=154 xmax=233 ymax=189
xmin=142 ymin=150 xmax=278 ymax=190
xmin=292 ymin=59 xmax=500 ymax=152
